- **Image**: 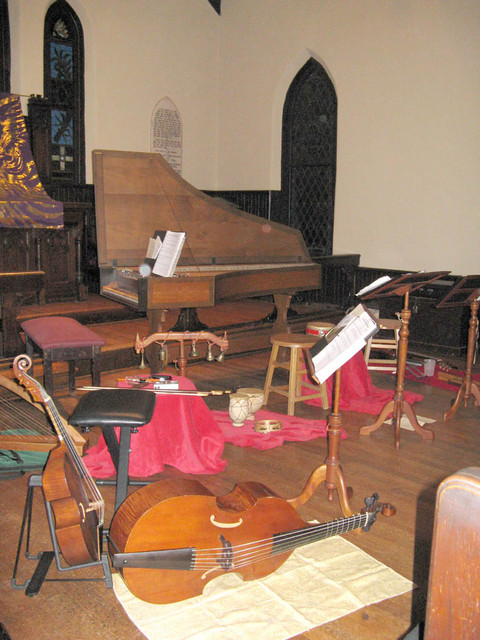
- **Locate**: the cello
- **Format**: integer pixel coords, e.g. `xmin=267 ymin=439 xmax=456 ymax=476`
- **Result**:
xmin=108 ymin=477 xmax=394 ymax=604
xmin=14 ymin=354 xmax=104 ymax=566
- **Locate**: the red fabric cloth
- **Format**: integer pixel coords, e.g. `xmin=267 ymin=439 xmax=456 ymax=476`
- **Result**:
xmin=403 ymin=365 xmax=480 ymax=393
xmin=83 ymin=377 xmax=226 ymax=478
xmin=304 ymin=351 xmax=423 ymax=414
xmin=212 ymin=409 xmax=345 ymax=450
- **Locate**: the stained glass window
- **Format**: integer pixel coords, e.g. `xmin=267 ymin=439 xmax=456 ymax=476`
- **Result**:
xmin=44 ymin=1 xmax=84 ymax=183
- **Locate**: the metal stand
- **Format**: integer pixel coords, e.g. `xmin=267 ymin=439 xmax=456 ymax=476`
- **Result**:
xmin=11 ymin=475 xmax=112 ymax=596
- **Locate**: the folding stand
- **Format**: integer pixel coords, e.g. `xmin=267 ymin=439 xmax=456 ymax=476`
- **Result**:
xmin=358 ymin=271 xmax=449 ymax=450
xmin=11 ymin=474 xmax=112 ymax=596
xmin=287 ymin=367 xmax=354 ymax=517
xmin=436 ymin=275 xmax=480 ymax=421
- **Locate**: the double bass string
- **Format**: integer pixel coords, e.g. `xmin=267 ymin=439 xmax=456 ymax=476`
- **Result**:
xmin=163 ymin=513 xmax=368 ymax=571
xmin=15 ymin=356 xmax=104 ymax=523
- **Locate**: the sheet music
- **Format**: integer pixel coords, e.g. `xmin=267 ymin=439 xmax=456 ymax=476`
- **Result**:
xmin=308 ymin=305 xmax=379 ymax=384
xmin=356 ymin=275 xmax=392 ymax=297
xmin=152 ymin=230 xmax=186 ymax=277
xmin=146 ymin=236 xmax=162 ymax=260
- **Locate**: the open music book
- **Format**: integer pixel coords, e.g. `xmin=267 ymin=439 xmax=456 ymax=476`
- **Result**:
xmin=147 ymin=230 xmax=186 ymax=277
xmin=307 ymin=304 xmax=379 ymax=384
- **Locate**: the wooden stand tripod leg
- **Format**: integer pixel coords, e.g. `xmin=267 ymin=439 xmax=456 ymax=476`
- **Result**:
xmin=444 ymin=299 xmax=480 ymax=420
xmin=359 ymin=292 xmax=434 ymax=450
xmin=287 ymin=369 xmax=353 ymax=517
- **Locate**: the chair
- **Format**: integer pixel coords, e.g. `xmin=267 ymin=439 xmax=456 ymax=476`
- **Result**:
xmin=263 ymin=333 xmax=329 ymax=416
xmin=363 ymin=317 xmax=401 ymax=372
xmin=21 ymin=316 xmax=105 ymax=396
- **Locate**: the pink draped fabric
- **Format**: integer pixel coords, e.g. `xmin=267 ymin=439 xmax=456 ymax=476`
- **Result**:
xmin=305 ymin=351 xmax=423 ymax=414
xmin=211 ymin=409 xmax=345 ymax=450
xmin=403 ymin=365 xmax=480 ymax=393
xmin=82 ymin=377 xmax=227 ymax=478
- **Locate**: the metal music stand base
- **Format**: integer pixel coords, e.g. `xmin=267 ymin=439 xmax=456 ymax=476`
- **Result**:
xmin=11 ymin=474 xmax=112 ymax=597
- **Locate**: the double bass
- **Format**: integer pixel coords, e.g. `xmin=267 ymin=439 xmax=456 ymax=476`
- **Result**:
xmin=108 ymin=477 xmax=394 ymax=604
xmin=14 ymin=354 xmax=104 ymax=566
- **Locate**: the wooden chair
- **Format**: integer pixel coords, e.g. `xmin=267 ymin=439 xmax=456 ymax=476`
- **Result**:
xmin=364 ymin=317 xmax=401 ymax=372
xmin=263 ymin=333 xmax=329 ymax=416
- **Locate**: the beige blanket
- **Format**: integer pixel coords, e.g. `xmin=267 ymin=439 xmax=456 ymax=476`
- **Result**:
xmin=113 ymin=536 xmax=413 ymax=640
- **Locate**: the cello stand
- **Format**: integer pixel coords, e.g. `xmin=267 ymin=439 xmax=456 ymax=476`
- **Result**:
xmin=11 ymin=474 xmax=112 ymax=596
xmin=359 ymin=290 xmax=434 ymax=450
xmin=288 ymin=367 xmax=354 ymax=518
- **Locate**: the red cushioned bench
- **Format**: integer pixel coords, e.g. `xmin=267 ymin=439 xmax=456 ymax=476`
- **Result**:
xmin=21 ymin=316 xmax=106 ymax=396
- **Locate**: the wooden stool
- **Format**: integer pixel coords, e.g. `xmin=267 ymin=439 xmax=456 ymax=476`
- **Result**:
xmin=363 ymin=317 xmax=401 ymax=372
xmin=21 ymin=316 xmax=105 ymax=396
xmin=263 ymin=333 xmax=329 ymax=415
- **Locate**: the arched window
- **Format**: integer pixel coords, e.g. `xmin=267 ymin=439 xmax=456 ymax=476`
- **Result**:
xmin=279 ymin=58 xmax=337 ymax=256
xmin=44 ymin=0 xmax=85 ymax=184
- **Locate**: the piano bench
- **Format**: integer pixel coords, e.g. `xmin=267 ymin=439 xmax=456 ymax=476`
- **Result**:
xmin=69 ymin=389 xmax=157 ymax=511
xmin=20 ymin=316 xmax=106 ymax=397
xmin=263 ymin=333 xmax=329 ymax=416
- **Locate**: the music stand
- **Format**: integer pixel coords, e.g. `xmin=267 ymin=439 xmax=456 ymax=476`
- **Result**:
xmin=436 ymin=275 xmax=480 ymax=420
xmin=358 ymin=271 xmax=450 ymax=450
xmin=287 ymin=366 xmax=353 ymax=517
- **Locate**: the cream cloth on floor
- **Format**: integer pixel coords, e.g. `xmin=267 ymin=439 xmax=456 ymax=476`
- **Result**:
xmin=400 ymin=415 xmax=436 ymax=431
xmin=113 ymin=536 xmax=413 ymax=640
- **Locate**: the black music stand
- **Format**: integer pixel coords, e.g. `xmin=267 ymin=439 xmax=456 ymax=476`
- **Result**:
xmin=358 ymin=271 xmax=450 ymax=450
xmin=436 ymin=275 xmax=480 ymax=420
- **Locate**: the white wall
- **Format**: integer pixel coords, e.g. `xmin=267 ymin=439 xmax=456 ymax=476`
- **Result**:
xmin=218 ymin=0 xmax=480 ymax=274
xmin=8 ymin=0 xmax=480 ymax=274
xmin=10 ymin=0 xmax=221 ymax=187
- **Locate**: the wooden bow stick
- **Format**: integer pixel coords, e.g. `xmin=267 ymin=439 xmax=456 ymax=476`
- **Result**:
xmin=134 ymin=331 xmax=229 ymax=376
xmin=79 ymin=386 xmax=232 ymax=396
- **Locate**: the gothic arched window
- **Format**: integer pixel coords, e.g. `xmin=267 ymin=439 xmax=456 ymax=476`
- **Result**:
xmin=280 ymin=58 xmax=337 ymax=255
xmin=44 ymin=0 xmax=85 ymax=183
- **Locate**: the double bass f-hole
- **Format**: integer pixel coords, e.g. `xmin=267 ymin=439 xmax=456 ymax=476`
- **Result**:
xmin=210 ymin=514 xmax=243 ymax=528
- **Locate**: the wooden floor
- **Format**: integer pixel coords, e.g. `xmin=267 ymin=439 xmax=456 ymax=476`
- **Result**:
xmin=1 ymin=303 xmax=479 ymax=640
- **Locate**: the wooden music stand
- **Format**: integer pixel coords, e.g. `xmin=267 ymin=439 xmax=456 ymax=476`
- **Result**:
xmin=358 ymin=271 xmax=450 ymax=450
xmin=436 ymin=275 xmax=480 ymax=420
xmin=287 ymin=366 xmax=353 ymax=517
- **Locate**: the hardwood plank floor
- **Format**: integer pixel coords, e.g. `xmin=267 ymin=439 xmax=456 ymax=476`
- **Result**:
xmin=1 ymin=340 xmax=478 ymax=639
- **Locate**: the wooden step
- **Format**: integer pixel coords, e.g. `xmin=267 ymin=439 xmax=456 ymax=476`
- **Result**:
xmin=2 ymin=300 xmax=341 ymax=390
